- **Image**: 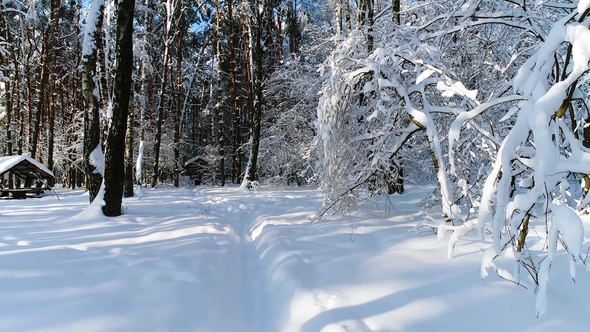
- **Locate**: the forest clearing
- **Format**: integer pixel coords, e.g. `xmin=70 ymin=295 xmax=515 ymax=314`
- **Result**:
xmin=1 ymin=186 xmax=590 ymax=331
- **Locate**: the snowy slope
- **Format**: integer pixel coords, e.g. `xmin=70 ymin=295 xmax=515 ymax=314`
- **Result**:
xmin=0 ymin=186 xmax=590 ymax=331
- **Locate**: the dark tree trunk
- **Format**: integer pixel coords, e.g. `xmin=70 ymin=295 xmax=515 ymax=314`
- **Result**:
xmin=335 ymin=0 xmax=343 ymax=35
xmin=246 ymin=5 xmax=264 ymax=187
xmin=396 ymin=164 xmax=404 ymax=194
xmin=47 ymin=82 xmax=56 ymax=169
xmin=4 ymin=81 xmax=13 ymax=156
xmin=242 ymin=13 xmax=255 ymax=120
xmin=151 ymin=66 xmax=167 ymax=187
xmin=228 ymin=0 xmax=242 ymax=182
xmin=31 ymin=28 xmax=50 ymax=160
xmin=367 ymin=0 xmax=374 ymax=52
xmin=277 ymin=5 xmax=284 ymax=61
xmin=0 ymin=9 xmax=13 ymax=157
xmin=71 ymin=48 xmax=82 ymax=190
xmin=345 ymin=0 xmax=351 ymax=33
xmin=124 ymin=93 xmax=135 ymax=197
xmin=392 ymin=0 xmax=401 ymax=24
xmin=136 ymin=0 xmax=154 ymax=187
xmin=173 ymin=16 xmax=185 ymax=188
xmin=215 ymin=0 xmax=225 ymax=186
xmin=265 ymin=3 xmax=275 ymax=71
xmin=82 ymin=1 xmax=104 ymax=203
xmin=357 ymin=0 xmax=374 ymax=52
xmin=151 ymin=4 xmax=174 ymax=188
xmin=103 ymin=0 xmax=135 ymax=216
xmin=23 ymin=29 xmax=34 ymax=157
xmin=97 ymin=22 xmax=109 ymax=106
xmin=47 ymin=0 xmax=61 ymax=172
xmin=286 ymin=1 xmax=300 ymax=54
xmin=137 ymin=62 xmax=150 ymax=187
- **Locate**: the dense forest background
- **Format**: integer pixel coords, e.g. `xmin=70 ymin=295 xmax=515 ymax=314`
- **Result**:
xmin=2 ymin=0 xmax=590 ymax=221
xmin=0 ymin=0 xmax=330 ymax=193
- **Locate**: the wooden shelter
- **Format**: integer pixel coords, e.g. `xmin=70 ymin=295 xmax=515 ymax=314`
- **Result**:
xmin=0 ymin=156 xmax=55 ymax=198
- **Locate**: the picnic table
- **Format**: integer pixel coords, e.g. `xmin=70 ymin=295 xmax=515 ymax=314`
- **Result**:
xmin=0 ymin=187 xmax=45 ymax=199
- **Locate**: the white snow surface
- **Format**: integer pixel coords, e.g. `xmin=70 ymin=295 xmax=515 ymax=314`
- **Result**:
xmin=89 ymin=144 xmax=104 ymax=176
xmin=1 ymin=186 xmax=590 ymax=331
xmin=549 ymin=204 xmax=584 ymax=258
xmin=135 ymin=141 xmax=145 ymax=184
xmin=579 ymin=0 xmax=590 ymax=15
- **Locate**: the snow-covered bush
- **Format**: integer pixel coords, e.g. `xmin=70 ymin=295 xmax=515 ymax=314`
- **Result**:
xmin=316 ymin=0 xmax=590 ymax=314
xmin=476 ymin=3 xmax=590 ymax=315
xmin=258 ymin=56 xmax=323 ymax=186
xmin=315 ymin=16 xmax=482 ymax=219
xmin=315 ymin=0 xmax=530 ymax=220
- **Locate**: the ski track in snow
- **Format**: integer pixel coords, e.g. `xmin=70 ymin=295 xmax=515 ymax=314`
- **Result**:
xmin=1 ymin=186 xmax=590 ymax=331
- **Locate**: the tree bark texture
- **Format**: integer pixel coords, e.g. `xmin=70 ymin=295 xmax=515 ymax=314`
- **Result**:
xmin=173 ymin=19 xmax=185 ymax=188
xmin=124 ymin=92 xmax=135 ymax=197
xmin=47 ymin=0 xmax=61 ymax=171
xmin=82 ymin=1 xmax=104 ymax=203
xmin=151 ymin=1 xmax=174 ymax=188
xmin=228 ymin=0 xmax=242 ymax=182
xmin=215 ymin=0 xmax=226 ymax=186
xmin=392 ymin=0 xmax=401 ymax=24
xmin=103 ymin=0 xmax=135 ymax=216
xmin=246 ymin=5 xmax=264 ymax=186
xmin=30 ymin=28 xmax=50 ymax=160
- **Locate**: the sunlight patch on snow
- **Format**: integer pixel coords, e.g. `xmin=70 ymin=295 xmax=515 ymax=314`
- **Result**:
xmin=0 ymin=224 xmax=230 ymax=256
xmin=34 ymin=221 xmax=122 ymax=234
xmin=251 ymin=214 xmax=310 ymax=241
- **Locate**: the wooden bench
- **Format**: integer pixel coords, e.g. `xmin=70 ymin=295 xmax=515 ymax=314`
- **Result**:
xmin=26 ymin=187 xmax=45 ymax=195
xmin=0 ymin=189 xmax=28 ymax=199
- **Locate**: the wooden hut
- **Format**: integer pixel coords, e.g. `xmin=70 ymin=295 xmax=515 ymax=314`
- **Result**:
xmin=0 ymin=155 xmax=55 ymax=198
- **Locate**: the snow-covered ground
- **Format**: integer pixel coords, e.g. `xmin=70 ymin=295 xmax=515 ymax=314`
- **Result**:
xmin=1 ymin=185 xmax=590 ymax=332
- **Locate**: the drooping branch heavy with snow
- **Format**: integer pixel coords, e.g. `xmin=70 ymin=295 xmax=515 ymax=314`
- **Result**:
xmin=475 ymin=3 xmax=590 ymax=315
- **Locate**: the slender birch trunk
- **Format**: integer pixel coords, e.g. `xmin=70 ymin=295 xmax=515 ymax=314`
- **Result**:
xmin=81 ymin=0 xmax=105 ymax=202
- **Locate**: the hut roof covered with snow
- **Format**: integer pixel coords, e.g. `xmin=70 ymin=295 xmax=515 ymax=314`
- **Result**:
xmin=0 ymin=155 xmax=55 ymax=183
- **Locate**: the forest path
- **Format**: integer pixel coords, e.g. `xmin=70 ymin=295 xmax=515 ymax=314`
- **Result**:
xmin=0 ymin=187 xmax=273 ymax=332
xmin=2 ymin=186 xmax=590 ymax=332
xmin=0 ymin=186 xmax=325 ymax=332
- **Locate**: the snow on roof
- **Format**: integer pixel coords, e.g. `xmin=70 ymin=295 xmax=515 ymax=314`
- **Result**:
xmin=184 ymin=155 xmax=209 ymax=166
xmin=0 ymin=155 xmax=55 ymax=179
